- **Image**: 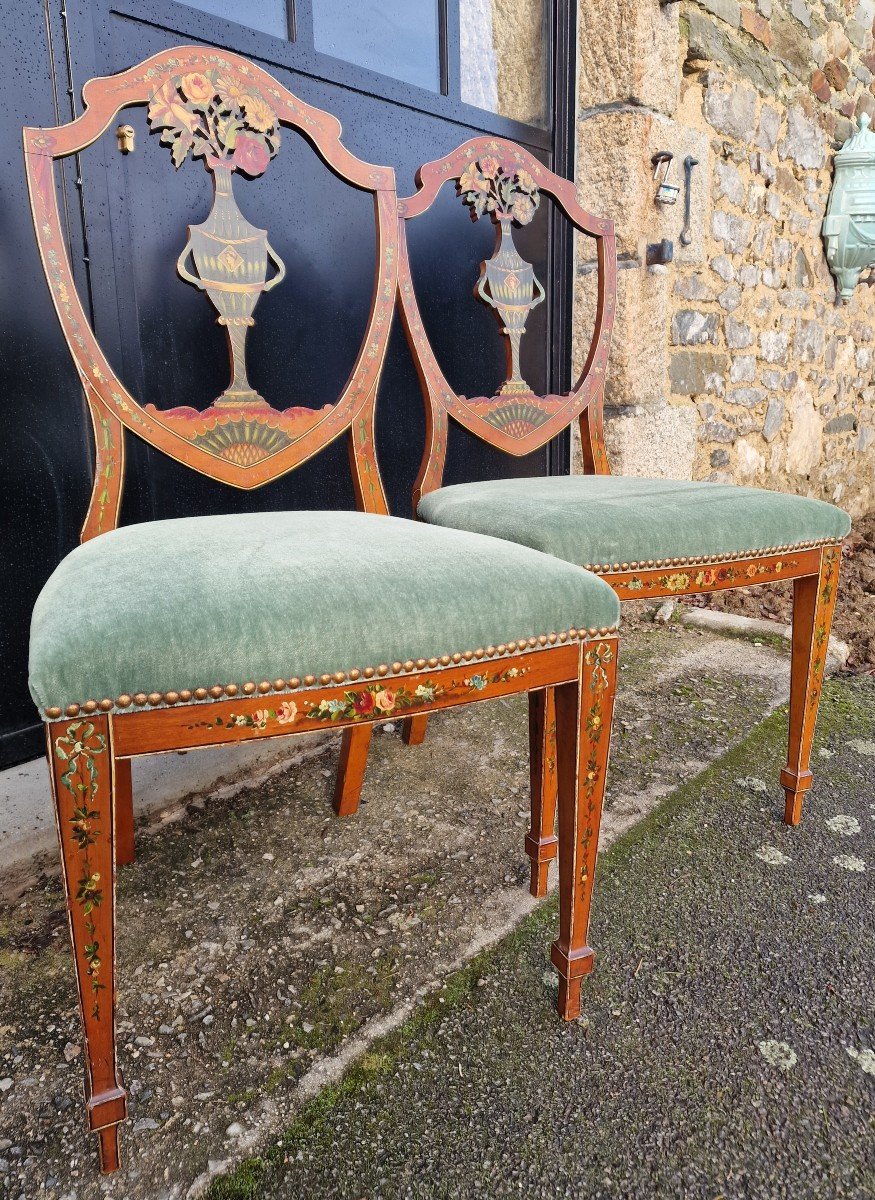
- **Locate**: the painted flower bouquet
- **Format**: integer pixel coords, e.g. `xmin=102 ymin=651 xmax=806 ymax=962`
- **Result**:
xmin=148 ymin=69 xmax=280 ymax=176
xmin=458 ymin=156 xmax=540 ymax=225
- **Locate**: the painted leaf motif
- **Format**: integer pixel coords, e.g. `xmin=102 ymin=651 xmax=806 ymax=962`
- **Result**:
xmin=458 ymin=157 xmax=541 ymax=226
xmin=170 ymin=131 xmax=194 ymax=169
xmin=147 ymin=80 xmax=201 ymax=135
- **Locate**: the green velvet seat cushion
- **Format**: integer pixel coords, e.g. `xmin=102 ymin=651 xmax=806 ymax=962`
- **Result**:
xmin=418 ymin=476 xmax=850 ymax=568
xmin=29 ymin=511 xmax=620 ymax=713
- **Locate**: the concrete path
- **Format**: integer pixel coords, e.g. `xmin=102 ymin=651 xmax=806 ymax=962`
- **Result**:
xmin=213 ymin=676 xmax=875 ymax=1200
xmin=0 ymin=620 xmax=819 ymax=1197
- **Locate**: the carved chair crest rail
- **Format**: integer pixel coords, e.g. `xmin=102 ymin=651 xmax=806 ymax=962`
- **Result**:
xmin=335 ymin=135 xmax=850 ymax=898
xmin=24 ymin=47 xmax=621 ymax=1175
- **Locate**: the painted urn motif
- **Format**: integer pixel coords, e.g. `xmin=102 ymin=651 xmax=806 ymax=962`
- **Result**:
xmin=148 ymin=69 xmax=285 ymax=407
xmin=823 ymin=112 xmax=875 ymax=302
xmin=177 ymin=160 xmax=284 ymax=406
xmin=459 ymin=156 xmax=544 ymax=395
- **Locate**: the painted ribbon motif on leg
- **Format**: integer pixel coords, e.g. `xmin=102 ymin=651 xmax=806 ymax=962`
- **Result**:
xmin=808 ymin=544 xmax=841 ymax=713
xmin=54 ymin=722 xmax=108 ymax=1019
xmin=580 ymin=642 xmax=615 ymax=888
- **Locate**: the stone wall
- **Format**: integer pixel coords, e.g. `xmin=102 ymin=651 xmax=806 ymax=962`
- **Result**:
xmin=573 ymin=0 xmax=875 ymax=516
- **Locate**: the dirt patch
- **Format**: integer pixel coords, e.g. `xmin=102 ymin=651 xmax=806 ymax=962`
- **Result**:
xmin=690 ymin=513 xmax=875 ymax=671
xmin=0 ymin=624 xmax=794 ymax=1199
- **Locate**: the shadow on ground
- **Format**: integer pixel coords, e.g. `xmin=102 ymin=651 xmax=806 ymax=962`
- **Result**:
xmin=212 ymin=676 xmax=875 ymax=1200
xmin=0 ymin=620 xmax=851 ymax=1198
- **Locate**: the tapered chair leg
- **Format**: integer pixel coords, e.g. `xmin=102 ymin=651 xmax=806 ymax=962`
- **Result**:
xmin=526 ymin=688 xmax=558 ymax=897
xmin=114 ymin=759 xmax=135 ymax=866
xmin=551 ymin=640 xmax=618 ymax=1020
xmin=48 ymin=715 xmax=126 ymax=1171
xmin=402 ymin=714 xmax=429 ymax=745
xmin=333 ymin=725 xmax=373 ymax=816
xmin=782 ymin=545 xmax=841 ymax=826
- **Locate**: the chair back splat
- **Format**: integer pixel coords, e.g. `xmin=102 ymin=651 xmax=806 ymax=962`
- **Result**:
xmin=24 ymin=46 xmax=397 ymax=540
xmin=395 ymin=138 xmax=617 ymax=506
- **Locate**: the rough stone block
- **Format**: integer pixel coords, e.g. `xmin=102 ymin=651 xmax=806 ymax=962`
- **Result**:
xmin=846 ymin=18 xmax=868 ymax=48
xmin=675 ymin=273 xmax=717 ymax=300
xmin=789 ymin=0 xmax=811 ymax=28
xmin=742 ymin=7 xmax=773 ymax=46
xmin=602 ymin=401 xmax=698 ymax=478
xmin=726 ymin=316 xmax=755 ymax=348
xmin=762 ymin=395 xmax=785 ymax=441
xmin=771 ymin=9 xmax=811 ymax=81
xmin=719 ymin=283 xmax=743 ymax=310
xmin=704 ymin=78 xmax=758 ymax=140
xmin=577 ymin=109 xmax=653 ymax=259
xmin=794 ymin=317 xmax=826 ymax=362
xmin=730 ymin=354 xmax=757 ymax=381
xmin=684 ymin=8 xmax=783 ymax=93
xmin=672 ymin=309 xmax=720 ymax=344
xmin=697 ymin=0 xmax=741 ymax=27
xmin=825 ymin=413 xmax=857 ymax=433
xmin=670 ymin=348 xmax=729 ymax=393
xmin=714 ymin=158 xmax=745 ymax=203
xmin=811 ymin=69 xmax=832 ymax=102
xmin=711 ymin=254 xmax=735 ymax=281
xmin=760 ymin=330 xmax=790 ymax=362
xmin=757 ymin=105 xmax=781 ymax=151
xmin=727 ymin=386 xmax=765 ymax=407
xmin=785 ymin=383 xmax=823 ymax=474
xmin=574 ymin=262 xmax=670 ymax=409
xmin=699 ymin=418 xmax=737 ymax=442
xmin=779 ymin=105 xmax=828 ymax=167
xmin=579 ymin=0 xmax=679 ymax=115
xmin=735 ymin=436 xmax=766 ymax=476
xmin=824 ymin=56 xmax=851 ymax=89
xmin=712 ymin=209 xmax=754 ymax=252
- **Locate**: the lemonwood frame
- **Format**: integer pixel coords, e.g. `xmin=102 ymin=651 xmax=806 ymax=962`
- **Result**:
xmin=336 ymin=136 xmax=844 ymax=896
xmin=26 ymin=51 xmax=620 ymax=1173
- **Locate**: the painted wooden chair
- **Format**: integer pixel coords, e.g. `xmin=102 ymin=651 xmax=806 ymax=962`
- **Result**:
xmin=338 ymin=136 xmax=850 ymax=895
xmin=24 ymin=50 xmax=621 ymax=1172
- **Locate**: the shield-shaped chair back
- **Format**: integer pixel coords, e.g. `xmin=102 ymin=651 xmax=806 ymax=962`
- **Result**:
xmin=24 ymin=46 xmax=397 ymax=540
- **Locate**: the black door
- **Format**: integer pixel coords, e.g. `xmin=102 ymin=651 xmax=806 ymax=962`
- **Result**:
xmin=0 ymin=0 xmax=576 ymax=766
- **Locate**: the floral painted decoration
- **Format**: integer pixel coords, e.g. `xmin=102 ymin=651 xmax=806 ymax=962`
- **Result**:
xmin=623 ymin=558 xmax=798 ymax=594
xmin=458 ymin=157 xmax=540 ymax=225
xmin=147 ymin=70 xmax=280 ymax=175
xmin=578 ymin=641 xmax=615 ymax=889
xmin=54 ymin=721 xmax=108 ymax=1018
xmin=203 ymin=667 xmax=529 ymax=734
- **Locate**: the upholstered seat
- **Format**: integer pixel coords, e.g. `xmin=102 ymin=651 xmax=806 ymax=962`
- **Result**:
xmin=29 ymin=510 xmax=620 ymax=713
xmin=418 ymin=476 xmax=851 ymax=569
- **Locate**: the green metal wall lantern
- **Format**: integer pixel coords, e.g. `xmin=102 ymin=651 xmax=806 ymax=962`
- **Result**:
xmin=823 ymin=112 xmax=875 ymax=302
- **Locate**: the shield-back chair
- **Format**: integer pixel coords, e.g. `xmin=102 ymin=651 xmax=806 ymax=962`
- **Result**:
xmin=24 ymin=51 xmax=622 ymax=1172
xmin=337 ymin=136 xmax=849 ymax=897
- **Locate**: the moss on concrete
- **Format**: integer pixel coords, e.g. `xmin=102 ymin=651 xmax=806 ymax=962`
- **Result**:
xmin=211 ymin=677 xmax=875 ymax=1198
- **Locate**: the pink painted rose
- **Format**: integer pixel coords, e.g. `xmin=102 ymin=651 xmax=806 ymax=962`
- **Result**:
xmin=180 ymin=72 xmax=214 ymax=104
xmin=277 ymin=701 xmax=297 ymax=725
xmin=374 ymin=689 xmax=397 ymax=713
xmin=232 ymin=132 xmax=270 ymax=177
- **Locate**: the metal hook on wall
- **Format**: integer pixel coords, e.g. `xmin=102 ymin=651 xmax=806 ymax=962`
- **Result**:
xmin=680 ymin=155 xmax=699 ymax=246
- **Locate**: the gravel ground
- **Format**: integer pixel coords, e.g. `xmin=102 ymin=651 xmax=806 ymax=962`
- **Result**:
xmin=212 ymin=676 xmax=875 ymax=1200
xmin=0 ymin=621 xmax=830 ymax=1197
